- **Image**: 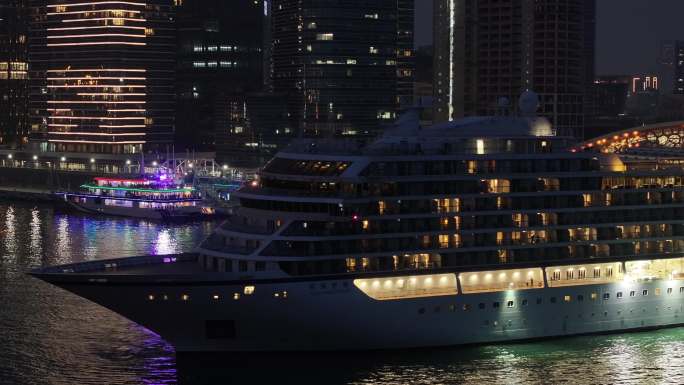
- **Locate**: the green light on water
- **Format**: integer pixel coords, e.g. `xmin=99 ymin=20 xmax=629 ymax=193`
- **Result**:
xmin=81 ymin=184 xmax=194 ymax=194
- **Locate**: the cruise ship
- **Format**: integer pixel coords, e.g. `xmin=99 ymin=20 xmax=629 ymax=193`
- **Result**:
xmin=31 ymin=94 xmax=684 ymax=352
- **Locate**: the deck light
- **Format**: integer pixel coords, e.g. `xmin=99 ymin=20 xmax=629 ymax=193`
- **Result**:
xmin=7 ymin=154 xmax=12 ymax=159
xmin=60 ymin=156 xmax=66 ymax=162
xmin=90 ymin=158 xmax=95 ymax=163
xmin=32 ymin=155 xmax=38 ymax=160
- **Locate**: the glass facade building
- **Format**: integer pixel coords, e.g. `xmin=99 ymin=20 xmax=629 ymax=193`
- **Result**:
xmin=434 ymin=0 xmax=596 ymax=139
xmin=28 ymin=0 xmax=176 ymax=155
xmin=0 ymin=0 xmax=29 ymax=148
xmin=271 ymin=0 xmax=400 ymax=138
xmin=175 ymin=0 xmax=267 ymax=153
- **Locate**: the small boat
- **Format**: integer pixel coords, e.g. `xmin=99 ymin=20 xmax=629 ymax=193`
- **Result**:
xmin=57 ymin=176 xmax=217 ymax=221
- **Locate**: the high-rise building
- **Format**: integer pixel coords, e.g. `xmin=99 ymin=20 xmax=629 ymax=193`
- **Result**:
xmin=0 ymin=0 xmax=29 ymax=148
xmin=175 ymin=0 xmax=267 ymax=153
xmin=28 ymin=0 xmax=176 ymax=155
xmin=434 ymin=0 xmax=596 ymax=138
xmin=396 ymin=0 xmax=415 ymax=108
xmin=271 ymin=0 xmax=399 ymax=138
xmin=214 ymin=92 xmax=291 ymax=167
xmin=674 ymin=41 xmax=684 ymax=95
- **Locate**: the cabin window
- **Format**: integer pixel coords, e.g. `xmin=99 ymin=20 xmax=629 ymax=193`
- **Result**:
xmin=550 ymin=297 xmax=557 ymax=303
xmin=655 ymin=288 xmax=661 ymax=296
xmin=630 ymin=291 xmax=636 ymax=297
xmin=563 ymin=295 xmax=571 ymax=302
xmin=536 ymin=298 xmax=542 ymax=305
xmin=463 ymin=304 xmax=471 ymax=311
xmin=603 ymin=293 xmax=610 ymax=300
xmin=244 ymin=286 xmax=255 ymax=295
xmin=591 ymin=293 xmax=598 ymax=300
xmin=577 ymin=295 xmax=584 ymax=302
xmin=478 ymin=303 xmax=485 ymax=310
xmin=643 ymin=290 xmax=649 ymax=296
xmin=668 ymin=288 xmax=673 ymax=295
xmin=493 ymin=302 xmax=500 ymax=309
xmin=507 ymin=300 xmax=514 ymax=308
xmin=616 ymin=292 xmax=623 ymax=299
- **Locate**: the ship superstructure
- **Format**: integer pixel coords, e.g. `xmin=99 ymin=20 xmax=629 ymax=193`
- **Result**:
xmin=32 ymin=97 xmax=684 ymax=352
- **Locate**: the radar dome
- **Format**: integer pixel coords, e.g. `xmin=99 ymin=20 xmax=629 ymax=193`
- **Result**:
xmin=519 ymin=90 xmax=539 ymax=116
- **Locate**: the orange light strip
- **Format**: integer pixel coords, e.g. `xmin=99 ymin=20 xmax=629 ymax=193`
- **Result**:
xmin=47 ymin=85 xmax=147 ymax=88
xmin=48 ymin=132 xmax=146 ymax=136
xmin=47 ymin=76 xmax=146 ymax=80
xmin=48 ymin=26 xmax=146 ymax=31
xmin=47 ymin=69 xmax=146 ymax=72
xmin=47 ymin=1 xmax=147 ymax=7
xmin=98 ymin=125 xmax=146 ymax=128
xmin=48 ymin=140 xmax=146 ymax=144
xmin=47 ymin=42 xmax=147 ymax=47
xmin=47 ymin=10 xmax=142 ymax=16
xmin=77 ymin=93 xmax=146 ymax=96
xmin=49 ymin=117 xmax=144 ymax=120
xmin=47 ymin=101 xmax=147 ymax=104
xmin=47 ymin=124 xmax=78 ymax=127
xmin=47 ymin=33 xmax=145 ymax=39
xmin=107 ymin=109 xmax=146 ymax=112
xmin=62 ymin=17 xmax=146 ymax=23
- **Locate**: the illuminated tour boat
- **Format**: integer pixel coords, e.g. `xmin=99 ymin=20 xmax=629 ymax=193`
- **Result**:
xmin=59 ymin=176 xmax=214 ymax=220
xmin=33 ymin=93 xmax=684 ymax=351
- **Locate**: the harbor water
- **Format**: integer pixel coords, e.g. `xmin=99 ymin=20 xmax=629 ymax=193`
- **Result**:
xmin=1 ymin=202 xmax=684 ymax=385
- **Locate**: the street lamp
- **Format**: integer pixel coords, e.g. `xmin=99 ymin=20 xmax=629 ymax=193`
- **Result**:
xmin=7 ymin=154 xmax=12 ymax=159
xmin=60 ymin=156 xmax=66 ymax=162
xmin=222 ymin=164 xmax=228 ymax=170
xmin=32 ymin=155 xmax=38 ymax=161
xmin=152 ymin=161 xmax=158 ymax=167
xmin=125 ymin=159 xmax=131 ymax=165
xmin=90 ymin=158 xmax=95 ymax=163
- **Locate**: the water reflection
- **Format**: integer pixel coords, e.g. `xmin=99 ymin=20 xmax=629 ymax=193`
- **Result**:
xmin=28 ymin=208 xmax=42 ymax=265
xmin=172 ymin=331 xmax=684 ymax=385
xmin=2 ymin=202 xmax=684 ymax=385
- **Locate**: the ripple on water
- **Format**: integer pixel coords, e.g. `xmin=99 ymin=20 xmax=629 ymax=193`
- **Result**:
xmin=2 ymin=202 xmax=684 ymax=385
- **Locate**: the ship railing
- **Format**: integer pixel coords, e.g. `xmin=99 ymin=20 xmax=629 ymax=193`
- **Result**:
xmin=35 ymin=253 xmax=197 ymax=274
xmin=221 ymin=218 xmax=275 ymax=235
xmin=462 ymin=282 xmax=544 ymax=294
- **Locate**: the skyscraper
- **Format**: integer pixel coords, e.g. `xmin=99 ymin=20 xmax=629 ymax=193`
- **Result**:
xmin=0 ymin=0 xmax=29 ymax=148
xmin=674 ymin=41 xmax=684 ymax=95
xmin=175 ymin=0 xmax=267 ymax=153
xmin=28 ymin=0 xmax=176 ymax=155
xmin=434 ymin=0 xmax=596 ymax=138
xmin=271 ymin=0 xmax=399 ymax=138
xmin=396 ymin=0 xmax=415 ymax=108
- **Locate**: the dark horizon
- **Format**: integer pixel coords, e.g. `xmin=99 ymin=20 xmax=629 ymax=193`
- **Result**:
xmin=416 ymin=0 xmax=684 ymax=75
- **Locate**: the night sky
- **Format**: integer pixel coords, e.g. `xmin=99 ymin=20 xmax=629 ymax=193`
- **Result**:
xmin=415 ymin=0 xmax=684 ymax=75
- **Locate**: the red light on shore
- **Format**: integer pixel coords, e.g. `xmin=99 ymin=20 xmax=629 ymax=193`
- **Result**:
xmin=352 ymin=214 xmax=360 ymax=221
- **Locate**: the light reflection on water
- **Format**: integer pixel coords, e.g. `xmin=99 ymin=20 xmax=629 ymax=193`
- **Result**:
xmin=1 ymin=202 xmax=684 ymax=385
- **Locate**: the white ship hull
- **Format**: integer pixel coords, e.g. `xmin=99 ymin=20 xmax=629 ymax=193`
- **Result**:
xmin=38 ymin=270 xmax=684 ymax=352
xmin=65 ymin=200 xmax=204 ymax=221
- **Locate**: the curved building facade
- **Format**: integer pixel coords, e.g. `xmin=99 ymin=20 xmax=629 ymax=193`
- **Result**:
xmin=28 ymin=0 xmax=175 ymax=155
